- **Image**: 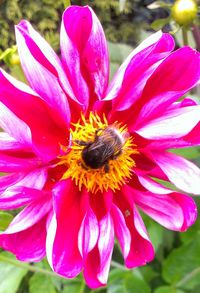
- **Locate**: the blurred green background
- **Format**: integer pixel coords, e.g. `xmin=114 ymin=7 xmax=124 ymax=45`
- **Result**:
xmin=0 ymin=0 xmax=200 ymax=293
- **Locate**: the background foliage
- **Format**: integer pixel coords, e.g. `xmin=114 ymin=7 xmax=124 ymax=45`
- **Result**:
xmin=0 ymin=0 xmax=200 ymax=292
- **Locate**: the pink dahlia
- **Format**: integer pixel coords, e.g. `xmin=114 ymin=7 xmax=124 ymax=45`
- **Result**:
xmin=0 ymin=5 xmax=200 ymax=288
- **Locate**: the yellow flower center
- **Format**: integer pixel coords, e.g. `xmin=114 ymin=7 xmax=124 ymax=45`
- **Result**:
xmin=59 ymin=112 xmax=138 ymax=193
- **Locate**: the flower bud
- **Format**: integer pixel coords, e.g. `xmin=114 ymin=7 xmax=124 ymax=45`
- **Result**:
xmin=171 ymin=0 xmax=198 ymax=26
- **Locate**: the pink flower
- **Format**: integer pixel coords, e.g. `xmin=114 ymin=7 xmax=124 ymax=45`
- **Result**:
xmin=0 ymin=5 xmax=200 ymax=288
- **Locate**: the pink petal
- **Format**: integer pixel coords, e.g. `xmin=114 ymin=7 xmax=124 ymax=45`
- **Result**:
xmin=0 ymin=154 xmax=42 ymax=172
xmin=0 ymin=168 xmax=48 ymax=209
xmin=151 ymin=151 xmax=200 ymax=194
xmin=136 ymin=105 xmax=200 ymax=139
xmin=105 ymin=31 xmax=174 ymax=111
xmin=47 ymin=180 xmax=87 ymax=278
xmin=61 ymin=5 xmax=109 ymax=109
xmin=114 ymin=189 xmax=154 ymax=268
xmin=0 ymin=187 xmax=47 ymax=210
xmin=0 ymin=102 xmax=31 ymax=146
xmin=137 ymin=176 xmax=197 ymax=231
xmin=15 ymin=20 xmax=73 ymax=125
xmin=0 ymin=69 xmax=67 ymax=160
xmin=4 ymin=198 xmax=51 ymax=234
xmin=134 ymin=47 xmax=200 ymax=127
xmin=0 ymin=216 xmax=47 ymax=262
xmin=111 ymin=205 xmax=131 ymax=259
xmin=78 ymin=207 xmax=99 ymax=258
xmin=184 ymin=122 xmax=200 ymax=146
xmin=83 ymin=212 xmax=114 ymax=288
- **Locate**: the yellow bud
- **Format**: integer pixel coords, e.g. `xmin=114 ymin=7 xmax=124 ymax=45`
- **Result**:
xmin=171 ymin=0 xmax=198 ymax=26
xmin=9 ymin=53 xmax=20 ymax=65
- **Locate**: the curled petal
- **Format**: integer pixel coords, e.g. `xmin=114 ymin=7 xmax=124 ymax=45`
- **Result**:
xmin=137 ymin=176 xmax=197 ymax=231
xmin=0 ymin=69 xmax=67 ymax=160
xmin=83 ymin=212 xmax=114 ymax=289
xmin=0 ymin=154 xmax=42 ymax=173
xmin=151 ymin=151 xmax=200 ymax=194
xmin=134 ymin=47 xmax=200 ymax=127
xmin=0 ymin=168 xmax=48 ymax=209
xmin=61 ymin=5 xmax=109 ymax=109
xmin=0 ymin=216 xmax=47 ymax=262
xmin=105 ymin=31 xmax=174 ymax=110
xmin=0 ymin=102 xmax=31 ymax=147
xmin=5 ymin=198 xmax=51 ymax=234
xmin=114 ymin=189 xmax=154 ymax=268
xmin=47 ymin=180 xmax=88 ymax=278
xmin=15 ymin=20 xmax=72 ymax=125
xmin=136 ymin=105 xmax=200 ymax=139
xmin=78 ymin=207 xmax=99 ymax=258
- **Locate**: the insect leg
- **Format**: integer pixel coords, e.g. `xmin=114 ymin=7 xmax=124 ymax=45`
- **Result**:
xmin=104 ymin=162 xmax=110 ymax=173
xmin=75 ymin=140 xmax=91 ymax=147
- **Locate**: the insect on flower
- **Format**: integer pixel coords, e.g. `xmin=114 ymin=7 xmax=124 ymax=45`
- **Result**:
xmin=0 ymin=4 xmax=200 ymax=289
xmin=75 ymin=125 xmax=127 ymax=172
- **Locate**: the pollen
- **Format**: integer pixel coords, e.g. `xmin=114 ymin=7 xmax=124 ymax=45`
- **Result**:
xmin=59 ymin=112 xmax=138 ymax=193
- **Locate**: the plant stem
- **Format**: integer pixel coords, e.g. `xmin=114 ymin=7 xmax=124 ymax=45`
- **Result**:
xmin=182 ymin=26 xmax=189 ymax=46
xmin=192 ymin=24 xmax=200 ymax=51
xmin=111 ymin=260 xmax=128 ymax=271
xmin=176 ymin=267 xmax=200 ymax=288
xmin=0 ymin=254 xmax=63 ymax=279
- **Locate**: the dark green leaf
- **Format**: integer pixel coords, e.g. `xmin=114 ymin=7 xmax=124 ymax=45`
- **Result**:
xmin=162 ymin=232 xmax=200 ymax=290
xmin=154 ymin=286 xmax=185 ymax=293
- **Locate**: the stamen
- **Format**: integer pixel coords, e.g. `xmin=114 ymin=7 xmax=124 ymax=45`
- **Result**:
xmin=58 ymin=112 xmax=138 ymax=193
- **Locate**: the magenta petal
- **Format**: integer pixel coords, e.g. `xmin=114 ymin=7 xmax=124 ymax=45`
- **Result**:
xmin=78 ymin=207 xmax=99 ymax=257
xmin=137 ymin=176 xmax=197 ymax=231
xmin=111 ymin=205 xmax=131 ymax=259
xmin=0 ymin=154 xmax=42 ymax=173
xmin=61 ymin=5 xmax=109 ymax=108
xmin=0 ymin=101 xmax=31 ymax=146
xmin=5 ymin=198 xmax=51 ymax=234
xmin=114 ymin=189 xmax=154 ymax=268
xmin=0 ymin=216 xmax=47 ymax=262
xmin=0 ymin=168 xmax=48 ymax=209
xmin=134 ymin=47 xmax=200 ymax=127
xmin=47 ymin=180 xmax=87 ymax=278
xmin=152 ymin=151 xmax=200 ymax=194
xmin=0 ymin=133 xmax=30 ymax=151
xmin=136 ymin=105 xmax=200 ymax=139
xmin=105 ymin=31 xmax=174 ymax=111
xmin=0 ymin=69 xmax=67 ymax=160
xmin=0 ymin=187 xmax=47 ymax=210
xmin=15 ymin=20 xmax=73 ymax=125
xmin=83 ymin=212 xmax=114 ymax=289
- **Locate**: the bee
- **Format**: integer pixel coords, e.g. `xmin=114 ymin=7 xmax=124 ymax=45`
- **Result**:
xmin=75 ymin=127 xmax=126 ymax=172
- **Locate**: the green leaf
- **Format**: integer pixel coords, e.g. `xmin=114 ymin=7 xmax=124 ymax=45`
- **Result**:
xmin=108 ymin=268 xmax=150 ymax=293
xmin=124 ymin=273 xmax=151 ymax=293
xmin=151 ymin=17 xmax=171 ymax=30
xmin=0 ymin=211 xmax=14 ymax=231
xmin=162 ymin=232 xmax=200 ymax=290
xmin=140 ymin=266 xmax=158 ymax=283
xmin=180 ymin=219 xmax=200 ymax=244
xmin=147 ymin=220 xmax=164 ymax=251
xmin=29 ymin=272 xmax=56 ymax=293
xmin=61 ymin=282 xmax=85 ymax=293
xmin=147 ymin=1 xmax=172 ymax=9
xmin=171 ymin=147 xmax=200 ymax=160
xmin=0 ymin=252 xmax=28 ymax=293
xmin=154 ymin=286 xmax=185 ymax=293
xmin=62 ymin=0 xmax=71 ymax=8
xmin=108 ymin=41 xmax=133 ymax=63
